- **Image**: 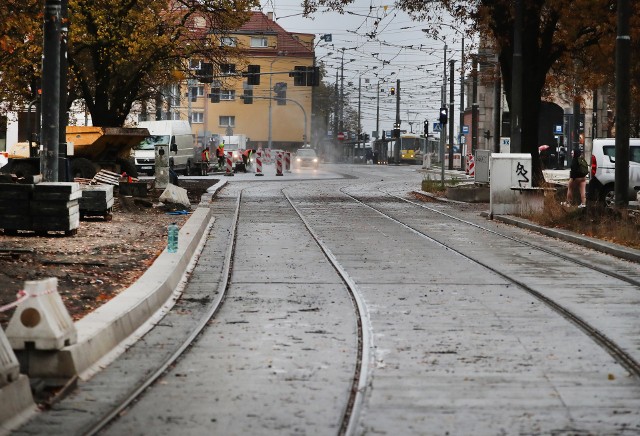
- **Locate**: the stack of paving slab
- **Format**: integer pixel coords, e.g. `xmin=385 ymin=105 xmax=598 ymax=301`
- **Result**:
xmin=79 ymin=184 xmax=114 ymax=219
xmin=0 ymin=182 xmax=81 ymax=235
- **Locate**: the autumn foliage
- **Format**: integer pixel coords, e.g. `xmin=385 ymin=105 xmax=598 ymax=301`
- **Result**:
xmin=0 ymin=0 xmax=258 ymax=126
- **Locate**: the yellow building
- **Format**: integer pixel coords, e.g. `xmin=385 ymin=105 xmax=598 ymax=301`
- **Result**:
xmin=184 ymin=11 xmax=315 ymax=151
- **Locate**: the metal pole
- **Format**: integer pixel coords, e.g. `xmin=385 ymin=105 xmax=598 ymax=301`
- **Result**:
xmin=41 ymin=0 xmax=62 ymax=181
xmin=440 ymin=44 xmax=447 ymax=184
xmin=615 ymin=0 xmax=630 ymax=208
xmin=339 ymin=49 xmax=344 ymax=133
xmin=268 ymin=57 xmax=277 ymax=149
xmin=493 ymin=64 xmax=501 ymax=153
xmin=510 ymin=0 xmax=523 ymax=153
xmin=59 ymin=0 xmax=68 ymax=164
xmin=459 ymin=37 xmax=465 ymax=162
xmin=448 ymin=59 xmax=455 ymax=169
xmin=376 ymin=80 xmax=380 ymax=139
xmin=394 ymin=79 xmax=401 ymax=164
xmin=358 ymin=76 xmax=361 ymax=151
xmin=472 ymin=56 xmax=479 ymax=157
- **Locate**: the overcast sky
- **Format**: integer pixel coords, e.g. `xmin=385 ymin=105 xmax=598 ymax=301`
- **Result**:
xmin=260 ymin=0 xmax=473 ymax=138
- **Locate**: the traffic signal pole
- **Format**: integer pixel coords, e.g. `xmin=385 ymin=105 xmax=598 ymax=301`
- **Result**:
xmin=394 ymin=79 xmax=401 ymax=164
xmin=448 ymin=59 xmax=455 ymax=170
xmin=41 ymin=0 xmax=62 ymax=181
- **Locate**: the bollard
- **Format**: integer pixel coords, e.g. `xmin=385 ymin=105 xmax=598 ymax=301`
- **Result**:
xmin=255 ymin=150 xmax=264 ymax=176
xmin=225 ymin=151 xmax=234 ymax=176
xmin=276 ymin=152 xmax=284 ymax=176
xmin=468 ymin=155 xmax=475 ymax=177
xmin=285 ymin=152 xmax=291 ymax=172
xmin=265 ymin=148 xmax=272 ymax=164
xmin=6 ymin=277 xmax=77 ymax=350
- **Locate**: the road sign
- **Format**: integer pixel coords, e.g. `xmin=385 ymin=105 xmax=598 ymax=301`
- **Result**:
xmin=337 ymin=132 xmax=345 ymax=141
xmin=462 ymin=125 xmax=469 ymax=134
xmin=500 ymin=137 xmax=511 ymax=153
xmin=554 ymin=124 xmax=563 ymax=134
xmin=433 ymin=123 xmax=442 ymax=133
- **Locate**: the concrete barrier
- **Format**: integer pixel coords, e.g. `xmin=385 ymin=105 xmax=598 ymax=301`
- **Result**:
xmin=15 ymin=205 xmax=213 ymax=378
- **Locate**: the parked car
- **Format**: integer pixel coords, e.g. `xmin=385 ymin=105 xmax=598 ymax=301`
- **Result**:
xmin=588 ymin=138 xmax=640 ymax=206
xmin=295 ymin=148 xmax=319 ymax=169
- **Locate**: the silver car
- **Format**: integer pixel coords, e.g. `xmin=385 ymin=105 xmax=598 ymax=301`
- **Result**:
xmin=295 ymin=148 xmax=319 ymax=169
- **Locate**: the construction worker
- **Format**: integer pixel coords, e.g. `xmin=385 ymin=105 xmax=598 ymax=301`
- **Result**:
xmin=216 ymin=142 xmax=225 ymax=170
xmin=242 ymin=148 xmax=252 ymax=172
xmin=201 ymin=146 xmax=210 ymax=175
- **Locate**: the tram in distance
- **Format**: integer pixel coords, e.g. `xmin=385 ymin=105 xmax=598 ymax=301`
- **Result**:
xmin=373 ymin=133 xmax=427 ymax=164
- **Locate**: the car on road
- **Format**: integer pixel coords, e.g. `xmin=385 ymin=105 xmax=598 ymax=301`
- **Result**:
xmin=588 ymin=138 xmax=640 ymax=206
xmin=295 ymin=148 xmax=319 ymax=169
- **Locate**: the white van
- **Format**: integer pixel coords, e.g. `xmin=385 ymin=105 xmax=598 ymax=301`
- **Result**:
xmin=588 ymin=138 xmax=640 ymax=205
xmin=133 ymin=121 xmax=195 ymax=175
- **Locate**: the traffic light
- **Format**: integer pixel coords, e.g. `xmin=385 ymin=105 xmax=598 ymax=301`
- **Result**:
xmin=424 ymin=120 xmax=428 ymax=135
xmin=483 ymin=130 xmax=491 ymax=139
xmin=209 ymin=88 xmax=220 ymax=103
xmin=243 ymin=89 xmax=253 ymax=104
xmin=439 ymin=107 xmax=448 ymax=124
xmin=307 ymin=66 xmax=320 ymax=86
xmin=290 ymin=66 xmax=306 ymax=86
xmin=390 ymin=87 xmax=395 ymax=96
xmin=274 ymin=82 xmax=287 ymax=105
xmin=197 ymin=62 xmax=213 ymax=83
xmin=245 ymin=65 xmax=260 ymax=85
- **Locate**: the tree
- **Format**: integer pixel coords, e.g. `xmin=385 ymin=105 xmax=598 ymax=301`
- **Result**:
xmin=0 ymin=0 xmax=258 ymax=126
xmin=302 ymin=0 xmax=634 ymax=184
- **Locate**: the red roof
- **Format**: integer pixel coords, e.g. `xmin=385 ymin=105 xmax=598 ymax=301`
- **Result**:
xmin=236 ymin=11 xmax=314 ymax=58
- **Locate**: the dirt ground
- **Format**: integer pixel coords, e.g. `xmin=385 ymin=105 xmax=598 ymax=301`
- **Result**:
xmin=0 ymin=179 xmax=217 ymax=328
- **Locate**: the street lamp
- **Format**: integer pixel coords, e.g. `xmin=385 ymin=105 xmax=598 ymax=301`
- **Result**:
xmin=268 ymin=51 xmax=286 ymax=149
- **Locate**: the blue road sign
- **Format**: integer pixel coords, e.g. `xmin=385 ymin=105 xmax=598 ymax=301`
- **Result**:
xmin=462 ymin=125 xmax=469 ymax=134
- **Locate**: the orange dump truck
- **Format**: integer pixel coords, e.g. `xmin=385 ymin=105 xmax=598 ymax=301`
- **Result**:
xmin=2 ymin=126 xmax=149 ymax=180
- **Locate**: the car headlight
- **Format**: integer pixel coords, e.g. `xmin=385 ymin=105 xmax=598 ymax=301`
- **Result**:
xmin=296 ymin=158 xmax=301 ymax=162
xmin=313 ymin=158 xmax=318 ymax=162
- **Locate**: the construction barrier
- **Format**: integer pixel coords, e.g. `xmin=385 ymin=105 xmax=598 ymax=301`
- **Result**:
xmin=255 ymin=150 xmax=264 ymax=176
xmin=225 ymin=151 xmax=234 ymax=176
xmin=275 ymin=152 xmax=283 ymax=176
xmin=284 ymin=152 xmax=291 ymax=172
xmin=468 ymin=154 xmax=475 ymax=177
xmin=265 ymin=148 xmax=272 ymax=164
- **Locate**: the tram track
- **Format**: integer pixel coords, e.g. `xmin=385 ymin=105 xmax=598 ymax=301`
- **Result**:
xmin=84 ymin=194 xmax=243 ymax=436
xmin=85 ymin=187 xmax=370 ymax=435
xmin=282 ymin=189 xmax=372 ymax=436
xmin=340 ymin=185 xmax=640 ymax=382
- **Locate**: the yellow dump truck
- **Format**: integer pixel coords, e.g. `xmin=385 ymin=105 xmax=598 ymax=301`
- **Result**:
xmin=3 ymin=126 xmax=149 ymax=180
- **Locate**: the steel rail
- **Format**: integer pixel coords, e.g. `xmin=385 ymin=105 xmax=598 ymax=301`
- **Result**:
xmin=84 ymin=194 xmax=242 ymax=435
xmin=340 ymin=187 xmax=640 ymax=381
xmin=383 ymin=187 xmax=640 ymax=289
xmin=282 ymin=189 xmax=373 ymax=436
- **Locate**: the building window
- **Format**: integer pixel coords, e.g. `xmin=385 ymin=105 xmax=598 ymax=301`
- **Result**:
xmin=189 ymin=59 xmax=202 ymax=70
xmin=170 ymin=111 xmax=181 ymax=120
xmin=220 ymin=90 xmax=235 ymax=101
xmin=189 ymin=85 xmax=205 ymax=98
xmin=192 ymin=112 xmax=204 ymax=123
xmin=220 ymin=63 xmax=236 ymax=75
xmin=170 ymin=84 xmax=180 ymax=106
xmin=219 ymin=116 xmax=235 ymax=127
xmin=220 ymin=37 xmax=236 ymax=47
xmin=250 ymin=36 xmax=268 ymax=48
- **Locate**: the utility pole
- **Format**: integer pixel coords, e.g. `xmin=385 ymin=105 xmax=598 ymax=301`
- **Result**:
xmin=615 ymin=0 xmax=630 ymax=208
xmin=334 ymin=70 xmax=339 ymax=141
xmin=394 ymin=79 xmax=401 ymax=164
xmin=510 ymin=0 xmax=523 ymax=153
xmin=448 ymin=59 xmax=455 ymax=170
xmin=459 ymin=37 xmax=465 ymax=164
xmin=41 ymin=0 xmax=62 ymax=181
xmin=471 ymin=55 xmax=479 ymax=156
xmin=376 ymin=80 xmax=380 ymax=140
xmin=358 ymin=76 xmax=362 ymax=154
xmin=59 ymin=0 xmax=69 ymax=167
xmin=493 ymin=64 xmax=502 ymax=154
xmin=339 ymin=48 xmax=345 ymax=134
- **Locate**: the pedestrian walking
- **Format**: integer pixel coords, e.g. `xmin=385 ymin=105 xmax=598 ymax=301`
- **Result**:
xmin=561 ymin=148 xmax=588 ymax=208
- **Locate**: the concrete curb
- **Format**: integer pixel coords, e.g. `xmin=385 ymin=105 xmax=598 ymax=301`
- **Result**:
xmin=22 ymin=205 xmax=214 ymax=378
xmin=413 ymin=190 xmax=639 ymax=263
xmin=0 ymin=375 xmax=36 ymax=434
xmin=490 ymin=214 xmax=640 ymax=263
